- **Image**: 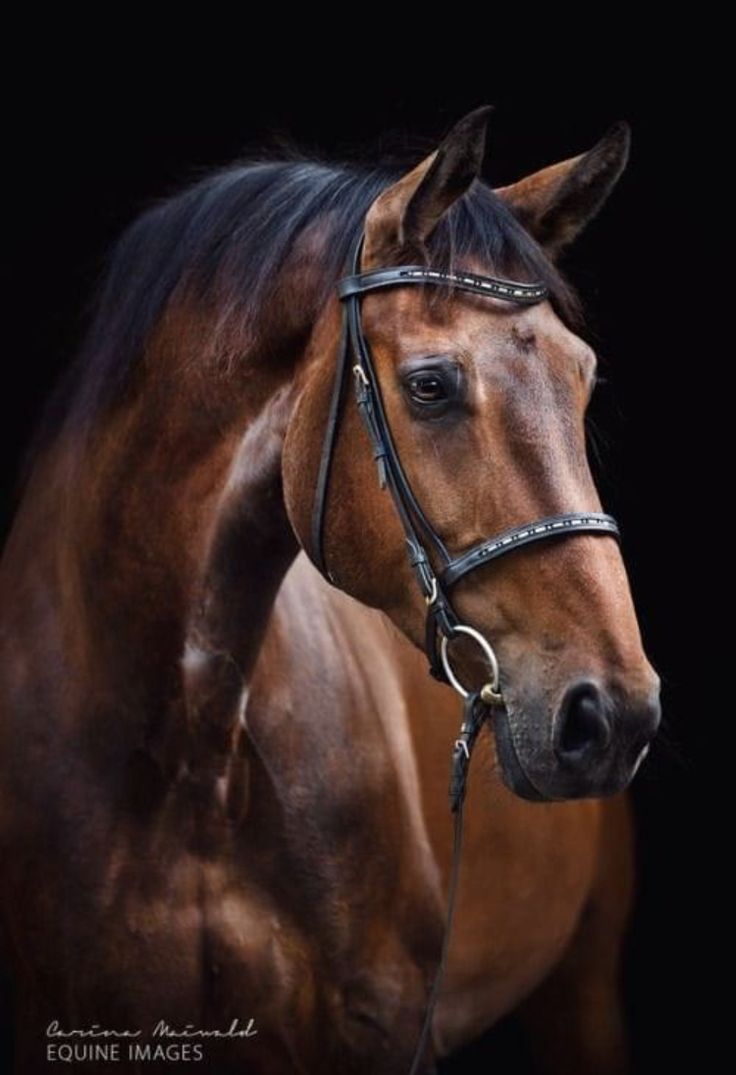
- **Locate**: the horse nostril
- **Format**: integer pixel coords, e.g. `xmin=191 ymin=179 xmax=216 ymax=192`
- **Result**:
xmin=556 ymin=681 xmax=612 ymax=760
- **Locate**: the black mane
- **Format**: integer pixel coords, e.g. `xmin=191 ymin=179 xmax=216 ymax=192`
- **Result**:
xmin=20 ymin=152 xmax=581 ymax=484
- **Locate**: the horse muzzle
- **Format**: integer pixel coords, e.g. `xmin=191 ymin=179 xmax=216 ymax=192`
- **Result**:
xmin=493 ymin=677 xmax=662 ymax=801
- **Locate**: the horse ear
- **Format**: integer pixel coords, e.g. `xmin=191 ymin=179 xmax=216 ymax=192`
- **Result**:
xmin=494 ymin=121 xmax=631 ymax=257
xmin=362 ymin=106 xmax=493 ymax=269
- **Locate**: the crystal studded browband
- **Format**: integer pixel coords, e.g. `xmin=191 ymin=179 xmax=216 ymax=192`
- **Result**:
xmin=337 ymin=265 xmax=549 ymax=304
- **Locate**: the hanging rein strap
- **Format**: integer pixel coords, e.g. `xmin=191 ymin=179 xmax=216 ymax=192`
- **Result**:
xmin=407 ymin=690 xmax=488 ymax=1075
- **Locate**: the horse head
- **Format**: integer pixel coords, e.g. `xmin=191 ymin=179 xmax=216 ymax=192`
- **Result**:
xmin=284 ymin=108 xmax=660 ymax=802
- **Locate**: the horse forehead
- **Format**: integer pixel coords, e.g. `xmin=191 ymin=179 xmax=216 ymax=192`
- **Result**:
xmin=360 ymin=287 xmax=571 ymax=356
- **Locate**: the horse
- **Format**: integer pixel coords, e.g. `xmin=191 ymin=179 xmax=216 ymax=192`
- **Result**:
xmin=0 ymin=107 xmax=661 ymax=1074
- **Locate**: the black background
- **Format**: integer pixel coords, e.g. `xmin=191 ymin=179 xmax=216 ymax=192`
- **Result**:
xmin=4 ymin=66 xmax=707 ymax=1074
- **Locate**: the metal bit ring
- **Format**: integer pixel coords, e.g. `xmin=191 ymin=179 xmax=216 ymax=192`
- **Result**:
xmin=440 ymin=624 xmax=503 ymax=704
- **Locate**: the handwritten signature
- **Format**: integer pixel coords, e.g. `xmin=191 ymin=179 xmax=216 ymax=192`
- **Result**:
xmin=46 ymin=1018 xmax=258 ymax=1039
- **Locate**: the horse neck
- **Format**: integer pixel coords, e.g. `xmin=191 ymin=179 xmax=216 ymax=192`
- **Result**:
xmin=9 ymin=260 xmax=328 ymax=768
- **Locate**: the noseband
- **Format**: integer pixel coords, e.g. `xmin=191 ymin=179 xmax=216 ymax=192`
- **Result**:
xmin=309 ymin=233 xmax=620 ymax=701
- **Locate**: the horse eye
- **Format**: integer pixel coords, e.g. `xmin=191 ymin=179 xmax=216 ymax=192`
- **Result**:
xmin=406 ymin=372 xmax=448 ymax=405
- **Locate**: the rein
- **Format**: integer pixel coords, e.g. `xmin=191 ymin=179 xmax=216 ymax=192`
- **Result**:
xmin=308 ymin=232 xmax=621 ymax=1072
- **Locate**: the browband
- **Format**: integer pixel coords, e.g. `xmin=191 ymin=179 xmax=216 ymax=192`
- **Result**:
xmin=338 ymin=265 xmax=549 ymax=304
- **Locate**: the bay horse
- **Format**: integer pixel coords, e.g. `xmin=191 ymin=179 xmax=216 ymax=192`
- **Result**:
xmin=0 ymin=108 xmax=660 ymax=1074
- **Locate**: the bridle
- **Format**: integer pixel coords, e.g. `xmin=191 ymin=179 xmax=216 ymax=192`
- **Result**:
xmin=307 ymin=230 xmax=621 ymax=1073
xmin=310 ymin=232 xmax=619 ymax=701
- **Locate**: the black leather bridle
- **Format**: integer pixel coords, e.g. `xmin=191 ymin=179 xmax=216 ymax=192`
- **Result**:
xmin=307 ymin=231 xmax=621 ymax=1073
xmin=310 ymin=232 xmax=619 ymax=698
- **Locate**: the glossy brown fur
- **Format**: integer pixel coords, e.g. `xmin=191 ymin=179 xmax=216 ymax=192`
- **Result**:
xmin=0 ymin=111 xmax=657 ymax=1073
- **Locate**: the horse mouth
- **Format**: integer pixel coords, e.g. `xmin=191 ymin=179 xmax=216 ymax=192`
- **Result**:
xmin=492 ymin=707 xmax=552 ymax=802
xmin=492 ymin=704 xmax=653 ymax=803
